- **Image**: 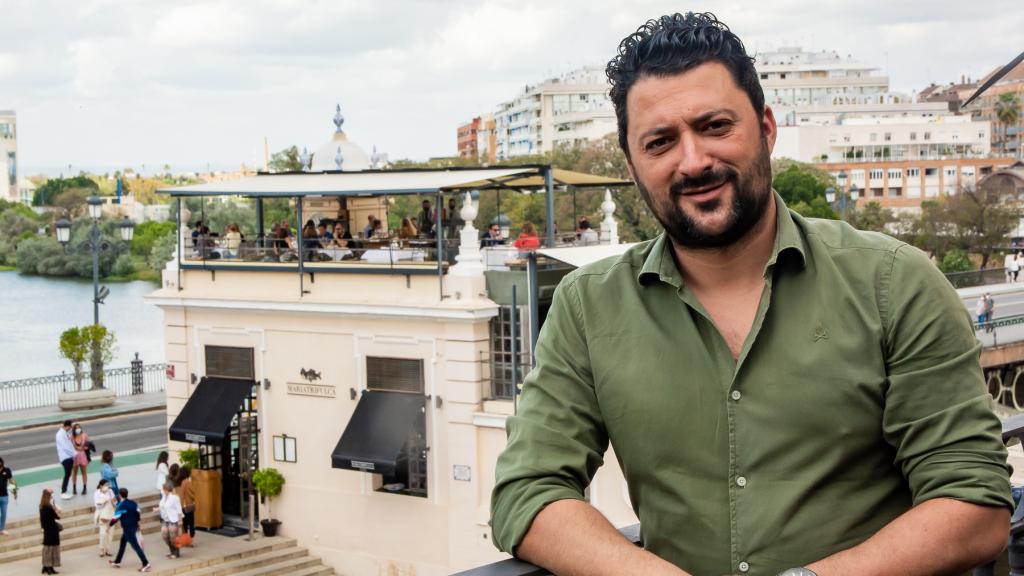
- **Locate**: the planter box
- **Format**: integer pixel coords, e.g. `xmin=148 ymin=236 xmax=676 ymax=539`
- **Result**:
xmin=58 ymin=388 xmax=117 ymax=410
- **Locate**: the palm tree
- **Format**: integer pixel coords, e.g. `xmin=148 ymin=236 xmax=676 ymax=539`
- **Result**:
xmin=994 ymin=92 xmax=1021 ymax=158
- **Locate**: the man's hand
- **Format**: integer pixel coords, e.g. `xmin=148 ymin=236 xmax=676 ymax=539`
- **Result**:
xmin=807 ymin=498 xmax=1008 ymax=575
xmin=517 ymin=499 xmax=690 ymax=576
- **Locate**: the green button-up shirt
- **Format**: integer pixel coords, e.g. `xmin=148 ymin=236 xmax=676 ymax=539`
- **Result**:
xmin=491 ymin=193 xmax=1012 ymax=576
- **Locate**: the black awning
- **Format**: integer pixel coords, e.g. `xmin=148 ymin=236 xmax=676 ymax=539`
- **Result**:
xmin=169 ymin=377 xmax=254 ymax=445
xmin=331 ymin=390 xmax=425 ymax=475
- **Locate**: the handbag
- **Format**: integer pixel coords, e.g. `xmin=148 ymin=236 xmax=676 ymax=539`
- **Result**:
xmin=54 ymin=520 xmax=64 ymax=532
xmin=174 ymin=533 xmax=193 ymax=548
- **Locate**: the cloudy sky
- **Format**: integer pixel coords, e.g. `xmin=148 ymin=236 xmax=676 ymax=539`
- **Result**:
xmin=1 ymin=0 xmax=1020 ymax=174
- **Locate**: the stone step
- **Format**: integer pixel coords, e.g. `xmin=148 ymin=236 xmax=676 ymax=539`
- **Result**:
xmin=182 ymin=544 xmax=311 ymax=576
xmin=0 ymin=518 xmax=162 ymax=564
xmin=0 ymin=510 xmax=161 ymax=553
xmin=4 ymin=492 xmax=160 ymax=531
xmin=229 ymin=553 xmax=329 ymax=576
xmin=148 ymin=538 xmax=299 ymax=576
xmin=282 ymin=564 xmax=336 ymax=576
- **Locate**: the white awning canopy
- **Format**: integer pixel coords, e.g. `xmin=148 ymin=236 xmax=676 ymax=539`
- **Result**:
xmin=160 ymin=166 xmax=634 ymax=198
xmin=537 ymin=243 xmax=637 ymax=268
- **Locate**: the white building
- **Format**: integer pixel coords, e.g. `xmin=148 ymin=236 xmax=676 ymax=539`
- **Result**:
xmin=0 ymin=110 xmax=17 ymax=203
xmin=492 ymin=66 xmax=616 ymax=159
xmin=774 ymin=101 xmax=992 ymax=164
xmin=758 ymin=47 xmax=890 ymax=125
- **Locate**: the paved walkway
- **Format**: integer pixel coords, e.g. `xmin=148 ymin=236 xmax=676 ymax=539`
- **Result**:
xmin=0 ymin=391 xmax=166 ymax=433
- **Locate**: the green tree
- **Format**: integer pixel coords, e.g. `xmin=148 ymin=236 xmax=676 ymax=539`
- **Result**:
xmin=83 ymin=324 xmax=116 ymax=390
xmin=846 ymin=201 xmax=896 ymax=233
xmin=771 ymin=163 xmax=839 ymax=219
xmin=994 ymin=92 xmax=1021 ymax=157
xmin=942 ymin=184 xmax=1019 ymax=269
xmin=131 ymin=220 xmax=176 ymax=257
xmin=148 ymin=231 xmax=177 ymax=272
xmin=111 ymin=253 xmax=136 ymax=276
xmin=58 ymin=327 xmax=89 ymax=392
xmin=938 ymin=248 xmax=972 ymax=274
xmin=268 ymin=146 xmax=304 ymax=172
xmin=252 ymin=467 xmax=285 ymax=521
xmin=33 ymin=176 xmax=99 ymax=206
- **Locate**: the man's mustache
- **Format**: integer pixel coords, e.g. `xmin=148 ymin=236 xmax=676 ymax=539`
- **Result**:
xmin=669 ymin=167 xmax=738 ymax=196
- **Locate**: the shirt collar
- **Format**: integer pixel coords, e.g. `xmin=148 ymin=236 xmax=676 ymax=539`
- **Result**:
xmin=636 ymin=190 xmax=807 ymax=288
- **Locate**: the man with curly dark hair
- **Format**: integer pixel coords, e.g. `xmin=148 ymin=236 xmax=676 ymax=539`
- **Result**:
xmin=490 ymin=12 xmax=1011 ymax=576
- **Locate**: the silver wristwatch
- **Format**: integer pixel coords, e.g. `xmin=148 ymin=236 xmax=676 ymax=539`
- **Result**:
xmin=777 ymin=569 xmax=817 ymax=576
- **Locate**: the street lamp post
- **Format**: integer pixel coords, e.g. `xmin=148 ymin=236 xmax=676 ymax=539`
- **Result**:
xmin=55 ymin=196 xmax=135 ymax=326
xmin=827 ymin=171 xmax=859 ymax=218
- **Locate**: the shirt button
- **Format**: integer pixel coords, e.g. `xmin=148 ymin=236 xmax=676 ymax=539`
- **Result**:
xmin=738 ymin=561 xmax=750 ymax=572
xmin=736 ymin=476 xmax=747 ymax=487
xmin=731 ymin=390 xmax=742 ymax=401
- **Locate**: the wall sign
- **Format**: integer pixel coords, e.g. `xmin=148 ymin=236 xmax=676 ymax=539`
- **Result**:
xmin=453 ymin=464 xmax=472 ymax=482
xmin=286 ymin=382 xmax=337 ymax=398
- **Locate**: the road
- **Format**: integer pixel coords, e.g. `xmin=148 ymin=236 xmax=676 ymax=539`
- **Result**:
xmin=0 ymin=411 xmax=167 ymax=471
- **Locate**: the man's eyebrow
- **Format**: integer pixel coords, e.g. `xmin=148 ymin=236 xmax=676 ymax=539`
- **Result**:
xmin=637 ymin=108 xmax=737 ymax=141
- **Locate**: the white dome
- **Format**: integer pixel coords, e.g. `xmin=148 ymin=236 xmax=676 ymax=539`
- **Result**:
xmin=311 ymin=131 xmax=371 ymax=172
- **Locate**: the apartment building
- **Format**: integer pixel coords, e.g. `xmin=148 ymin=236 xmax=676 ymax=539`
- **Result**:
xmin=0 ymin=110 xmax=17 ymax=203
xmin=463 ymin=65 xmax=615 ymax=160
xmin=757 ymin=47 xmax=890 ymax=125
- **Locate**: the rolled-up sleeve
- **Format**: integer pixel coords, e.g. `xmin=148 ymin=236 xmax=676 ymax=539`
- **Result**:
xmin=490 ymin=275 xmax=609 ymax=555
xmin=882 ymin=244 xmax=1012 ymax=510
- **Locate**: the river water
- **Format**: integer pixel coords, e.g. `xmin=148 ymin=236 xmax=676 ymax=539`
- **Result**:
xmin=0 ymin=272 xmax=165 ymax=381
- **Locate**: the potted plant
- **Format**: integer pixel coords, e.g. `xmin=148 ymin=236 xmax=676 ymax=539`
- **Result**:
xmin=252 ymin=467 xmax=285 ymax=537
xmin=178 ymin=448 xmax=200 ymax=470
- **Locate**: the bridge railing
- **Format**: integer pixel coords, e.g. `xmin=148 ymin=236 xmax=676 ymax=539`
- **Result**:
xmin=946 ymin=267 xmax=1008 ymax=289
xmin=0 ymin=361 xmax=166 ymax=412
xmin=975 ymin=314 xmax=1024 ymax=347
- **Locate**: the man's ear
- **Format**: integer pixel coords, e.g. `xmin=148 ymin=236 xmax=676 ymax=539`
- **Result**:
xmin=762 ymin=105 xmax=778 ymax=154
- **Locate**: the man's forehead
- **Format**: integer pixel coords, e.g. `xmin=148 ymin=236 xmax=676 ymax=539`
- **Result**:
xmin=627 ymin=62 xmax=749 ymax=127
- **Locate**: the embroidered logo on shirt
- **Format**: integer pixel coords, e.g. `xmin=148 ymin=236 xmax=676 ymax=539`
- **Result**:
xmin=813 ymin=322 xmax=829 ymax=342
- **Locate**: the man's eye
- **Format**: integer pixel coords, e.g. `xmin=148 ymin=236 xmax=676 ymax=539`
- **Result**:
xmin=705 ymin=121 xmax=730 ymax=133
xmin=645 ymin=137 xmax=670 ymax=151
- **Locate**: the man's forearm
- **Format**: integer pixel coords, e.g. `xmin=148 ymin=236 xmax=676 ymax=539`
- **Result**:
xmin=808 ymin=498 xmax=1008 ymax=576
xmin=516 ymin=499 xmax=689 ymax=576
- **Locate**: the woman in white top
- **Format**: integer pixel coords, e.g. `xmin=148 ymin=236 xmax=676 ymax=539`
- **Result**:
xmin=93 ymin=479 xmax=117 ymax=557
xmin=155 ymin=451 xmax=169 ymax=493
xmin=157 ymin=482 xmax=183 ymax=559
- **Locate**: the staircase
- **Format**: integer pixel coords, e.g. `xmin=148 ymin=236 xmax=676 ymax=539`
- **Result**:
xmin=1 ymin=493 xmax=335 ymax=576
xmin=0 ymin=492 xmax=162 ymax=564
xmin=148 ymin=537 xmax=335 ymax=576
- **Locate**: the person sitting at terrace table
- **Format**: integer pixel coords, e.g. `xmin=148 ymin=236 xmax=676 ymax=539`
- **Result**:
xmin=224 ymin=224 xmax=242 ymax=257
xmin=362 ymin=214 xmax=375 ymax=239
xmin=301 ymin=220 xmax=320 ymax=259
xmin=399 ymin=217 xmax=418 ymax=240
xmin=513 ymin=222 xmax=540 ymax=250
xmin=332 ymin=222 xmax=352 ymax=242
xmin=370 ymin=218 xmax=386 ymax=239
xmin=417 ymin=199 xmax=436 ymax=238
xmin=481 ymin=223 xmax=505 ymax=247
xmin=317 ymin=222 xmax=333 ymax=244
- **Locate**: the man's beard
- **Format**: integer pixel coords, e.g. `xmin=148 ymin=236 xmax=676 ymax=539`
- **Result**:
xmin=634 ymin=140 xmax=773 ymax=250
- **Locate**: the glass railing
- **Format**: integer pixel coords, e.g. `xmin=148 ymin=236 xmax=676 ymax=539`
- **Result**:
xmin=182 ymin=237 xmax=452 ymax=268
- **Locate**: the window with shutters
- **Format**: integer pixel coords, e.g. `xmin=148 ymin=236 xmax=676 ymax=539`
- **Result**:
xmin=366 ymin=357 xmax=425 ymax=394
xmin=204 ymin=346 xmax=255 ymax=380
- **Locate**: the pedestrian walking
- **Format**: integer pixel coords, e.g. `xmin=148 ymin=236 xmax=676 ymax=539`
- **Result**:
xmin=70 ymin=422 xmax=90 ymax=495
xmin=175 ymin=466 xmax=196 ymax=545
xmin=94 ymin=479 xmax=117 ymax=557
xmin=101 ymin=450 xmax=120 ymax=501
xmin=985 ymin=292 xmax=996 ymax=334
xmin=110 ymin=488 xmax=151 ymax=572
xmin=1016 ymin=252 xmax=1024 ymax=282
xmin=54 ymin=420 xmax=74 ymax=500
xmin=1005 ymin=251 xmax=1017 ymax=283
xmin=155 ymin=451 xmax=169 ymax=493
xmin=0 ymin=456 xmax=14 ymax=536
xmin=1011 ymin=253 xmax=1021 ymax=283
xmin=39 ymin=488 xmax=61 ymax=574
xmin=156 ymin=482 xmax=183 ymax=559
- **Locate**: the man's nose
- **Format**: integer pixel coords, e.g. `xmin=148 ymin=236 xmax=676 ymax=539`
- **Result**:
xmin=675 ymin=133 xmax=714 ymax=179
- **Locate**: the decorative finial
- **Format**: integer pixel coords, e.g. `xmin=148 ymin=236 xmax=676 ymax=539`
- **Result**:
xmin=370 ymin=145 xmax=381 ymax=169
xmin=299 ymin=147 xmax=310 ymax=172
xmin=335 ymin=146 xmax=344 ymax=170
xmin=333 ymin=104 xmax=345 ymax=133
